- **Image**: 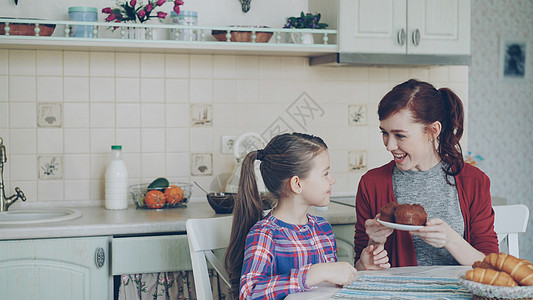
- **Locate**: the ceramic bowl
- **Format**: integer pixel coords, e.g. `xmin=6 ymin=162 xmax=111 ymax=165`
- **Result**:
xmin=206 ymin=192 xmax=235 ymax=214
xmin=0 ymin=18 xmax=56 ymax=36
xmin=211 ymin=26 xmax=273 ymax=43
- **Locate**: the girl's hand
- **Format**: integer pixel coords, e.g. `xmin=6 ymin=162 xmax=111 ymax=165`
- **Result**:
xmin=410 ymin=218 xmax=458 ymax=248
xmin=365 ymin=214 xmax=394 ymax=245
xmin=307 ymin=262 xmax=357 ymax=287
xmin=356 ymin=244 xmax=391 ymax=270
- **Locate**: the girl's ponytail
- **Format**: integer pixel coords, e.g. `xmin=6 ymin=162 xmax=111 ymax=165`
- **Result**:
xmin=225 ymin=150 xmax=263 ymax=297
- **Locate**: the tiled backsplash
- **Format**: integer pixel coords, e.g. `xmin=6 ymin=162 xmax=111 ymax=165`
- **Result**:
xmin=0 ymin=49 xmax=468 ymax=204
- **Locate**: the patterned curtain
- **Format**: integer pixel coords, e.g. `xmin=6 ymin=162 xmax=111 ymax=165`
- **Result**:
xmin=118 ymin=270 xmax=232 ymax=300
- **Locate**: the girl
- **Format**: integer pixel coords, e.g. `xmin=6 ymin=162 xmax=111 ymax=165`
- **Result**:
xmin=354 ymin=79 xmax=498 ymax=268
xmin=225 ymin=132 xmax=388 ymax=300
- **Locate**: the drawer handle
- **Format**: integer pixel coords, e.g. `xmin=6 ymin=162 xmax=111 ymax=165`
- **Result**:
xmin=95 ymin=247 xmax=105 ymax=268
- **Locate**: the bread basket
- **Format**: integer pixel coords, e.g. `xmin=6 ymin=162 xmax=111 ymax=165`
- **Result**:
xmin=459 ymin=276 xmax=533 ymax=300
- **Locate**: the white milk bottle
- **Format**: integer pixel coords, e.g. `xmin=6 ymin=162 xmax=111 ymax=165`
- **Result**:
xmin=105 ymin=145 xmax=128 ymax=210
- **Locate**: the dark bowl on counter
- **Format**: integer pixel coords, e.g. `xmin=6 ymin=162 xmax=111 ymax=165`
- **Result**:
xmin=207 ymin=192 xmax=235 ymax=214
xmin=206 ymin=192 xmax=275 ymax=214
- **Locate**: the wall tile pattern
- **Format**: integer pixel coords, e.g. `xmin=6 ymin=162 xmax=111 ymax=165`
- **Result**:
xmin=0 ymin=50 xmax=467 ymax=207
xmin=470 ymin=0 xmax=533 ymax=261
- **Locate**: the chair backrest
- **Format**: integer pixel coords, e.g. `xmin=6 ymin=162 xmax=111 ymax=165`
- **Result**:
xmin=492 ymin=204 xmax=529 ymax=258
xmin=186 ymin=216 xmax=233 ymax=300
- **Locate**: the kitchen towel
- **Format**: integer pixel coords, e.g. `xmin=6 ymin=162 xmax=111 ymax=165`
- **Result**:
xmin=330 ymin=275 xmax=472 ymax=299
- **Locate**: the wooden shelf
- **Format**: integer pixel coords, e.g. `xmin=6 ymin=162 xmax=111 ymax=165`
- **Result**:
xmin=0 ymin=37 xmax=337 ymax=57
xmin=0 ymin=20 xmax=338 ymax=57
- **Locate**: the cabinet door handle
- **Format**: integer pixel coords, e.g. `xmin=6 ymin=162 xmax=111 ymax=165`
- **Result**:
xmin=95 ymin=247 xmax=105 ymax=268
xmin=397 ymin=28 xmax=406 ymax=46
xmin=412 ymin=29 xmax=421 ymax=46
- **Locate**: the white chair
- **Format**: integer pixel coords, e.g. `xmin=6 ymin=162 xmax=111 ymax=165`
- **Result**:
xmin=492 ymin=204 xmax=529 ymax=258
xmin=186 ymin=216 xmax=233 ymax=300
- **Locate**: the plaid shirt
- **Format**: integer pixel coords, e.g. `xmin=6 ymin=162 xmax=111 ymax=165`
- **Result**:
xmin=240 ymin=213 xmax=338 ymax=300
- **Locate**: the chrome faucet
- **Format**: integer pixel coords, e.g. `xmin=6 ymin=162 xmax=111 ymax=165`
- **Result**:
xmin=0 ymin=137 xmax=26 ymax=212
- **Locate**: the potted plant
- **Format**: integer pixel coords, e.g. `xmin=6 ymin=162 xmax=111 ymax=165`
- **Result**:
xmin=283 ymin=12 xmax=328 ymax=45
xmin=101 ymin=0 xmax=184 ymax=39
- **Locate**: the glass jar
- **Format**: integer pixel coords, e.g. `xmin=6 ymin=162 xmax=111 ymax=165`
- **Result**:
xmin=170 ymin=10 xmax=198 ymax=41
xmin=68 ymin=6 xmax=98 ymax=38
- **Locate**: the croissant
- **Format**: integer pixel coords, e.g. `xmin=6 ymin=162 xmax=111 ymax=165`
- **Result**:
xmin=483 ymin=253 xmax=533 ymax=286
xmin=465 ymin=267 xmax=518 ymax=287
xmin=472 ymin=261 xmax=496 ymax=270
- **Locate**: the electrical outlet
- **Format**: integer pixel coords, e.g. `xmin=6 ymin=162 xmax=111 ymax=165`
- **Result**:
xmin=221 ymin=135 xmax=238 ymax=154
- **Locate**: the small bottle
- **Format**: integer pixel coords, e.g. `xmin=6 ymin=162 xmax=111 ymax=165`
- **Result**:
xmin=105 ymin=145 xmax=129 ymax=210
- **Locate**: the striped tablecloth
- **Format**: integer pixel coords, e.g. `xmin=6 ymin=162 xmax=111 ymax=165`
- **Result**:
xmin=331 ymin=275 xmax=473 ymax=299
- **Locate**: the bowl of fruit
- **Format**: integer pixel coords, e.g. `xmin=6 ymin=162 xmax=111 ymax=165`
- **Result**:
xmin=130 ymin=178 xmax=192 ymax=209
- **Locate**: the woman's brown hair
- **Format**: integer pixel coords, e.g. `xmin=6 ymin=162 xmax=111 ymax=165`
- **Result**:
xmin=224 ymin=132 xmax=327 ymax=297
xmin=377 ymin=79 xmax=464 ymax=183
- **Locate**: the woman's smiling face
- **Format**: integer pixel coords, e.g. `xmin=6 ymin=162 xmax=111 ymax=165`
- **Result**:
xmin=379 ymin=109 xmax=440 ymax=172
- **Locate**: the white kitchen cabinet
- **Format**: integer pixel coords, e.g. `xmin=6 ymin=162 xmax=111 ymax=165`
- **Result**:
xmin=0 ymin=236 xmax=110 ymax=300
xmin=311 ymin=0 xmax=470 ymax=55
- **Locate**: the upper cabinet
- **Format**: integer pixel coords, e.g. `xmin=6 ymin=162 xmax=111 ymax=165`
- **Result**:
xmin=310 ymin=0 xmax=470 ymax=55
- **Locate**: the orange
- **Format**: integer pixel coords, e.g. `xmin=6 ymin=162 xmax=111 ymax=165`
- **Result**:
xmin=165 ymin=185 xmax=184 ymax=205
xmin=145 ymin=190 xmax=166 ymax=209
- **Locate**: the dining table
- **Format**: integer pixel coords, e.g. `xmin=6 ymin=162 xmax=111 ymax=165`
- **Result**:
xmin=285 ymin=265 xmax=473 ymax=299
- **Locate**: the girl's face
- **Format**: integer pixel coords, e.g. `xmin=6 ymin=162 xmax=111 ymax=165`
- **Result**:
xmin=379 ymin=109 xmax=440 ymax=172
xmin=300 ymin=150 xmax=336 ymax=207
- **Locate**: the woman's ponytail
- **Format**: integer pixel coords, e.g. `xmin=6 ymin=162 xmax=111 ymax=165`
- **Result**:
xmin=438 ymin=88 xmax=465 ymax=179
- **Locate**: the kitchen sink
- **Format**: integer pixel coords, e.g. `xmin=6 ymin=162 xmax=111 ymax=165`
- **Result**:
xmin=0 ymin=208 xmax=81 ymax=225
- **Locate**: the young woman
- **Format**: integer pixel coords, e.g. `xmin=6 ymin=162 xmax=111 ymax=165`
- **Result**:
xmin=225 ymin=132 xmax=388 ymax=300
xmin=354 ymin=79 xmax=499 ymax=269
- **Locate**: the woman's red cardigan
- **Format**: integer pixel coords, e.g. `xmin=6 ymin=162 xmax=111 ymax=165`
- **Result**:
xmin=354 ymin=161 xmax=499 ymax=267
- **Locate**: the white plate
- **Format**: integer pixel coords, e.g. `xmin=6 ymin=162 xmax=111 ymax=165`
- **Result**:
xmin=377 ymin=219 xmax=424 ymax=231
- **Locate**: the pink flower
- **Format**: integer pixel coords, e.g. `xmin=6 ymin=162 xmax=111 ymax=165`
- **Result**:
xmin=156 ymin=0 xmax=166 ymax=6
xmin=173 ymin=4 xmax=181 ymax=15
xmin=173 ymin=0 xmax=184 ymax=14
xmin=102 ymin=7 xmax=112 ymax=14
xmin=138 ymin=10 xmax=146 ymax=18
xmin=105 ymin=14 xmax=116 ymax=21
xmin=157 ymin=11 xmax=167 ymax=18
xmin=145 ymin=3 xmax=153 ymax=12
xmin=130 ymin=0 xmax=137 ymax=7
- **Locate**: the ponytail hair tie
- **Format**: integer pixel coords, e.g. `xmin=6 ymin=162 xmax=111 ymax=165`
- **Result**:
xmin=256 ymin=149 xmax=265 ymax=161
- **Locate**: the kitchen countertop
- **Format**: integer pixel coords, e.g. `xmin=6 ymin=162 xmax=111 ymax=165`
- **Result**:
xmin=0 ymin=201 xmax=356 ymax=241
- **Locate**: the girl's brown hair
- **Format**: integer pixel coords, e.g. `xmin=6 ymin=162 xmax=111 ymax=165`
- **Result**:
xmin=224 ymin=132 xmax=327 ymax=297
xmin=378 ymin=79 xmax=465 ymax=183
